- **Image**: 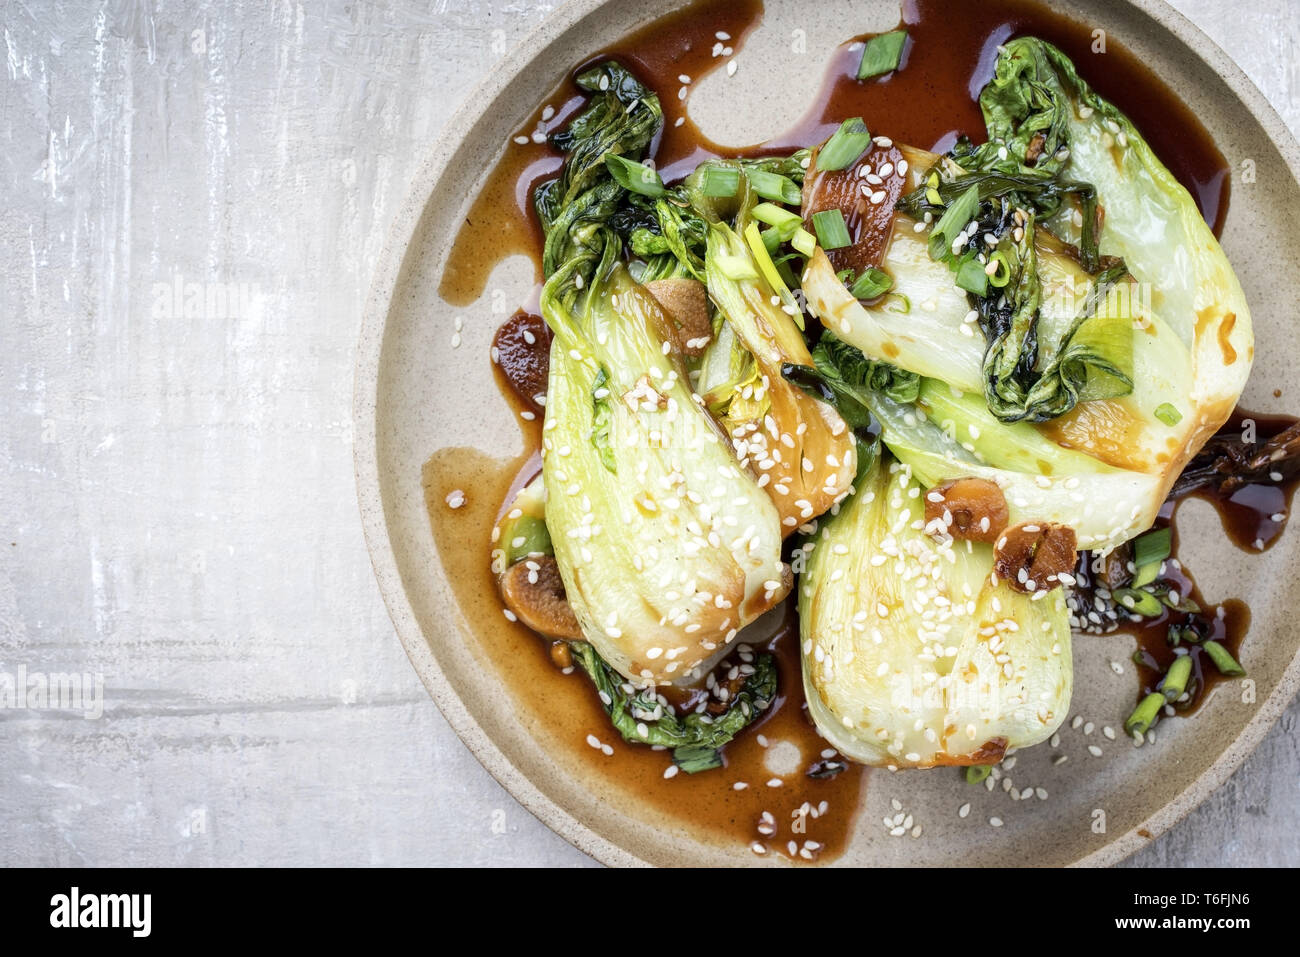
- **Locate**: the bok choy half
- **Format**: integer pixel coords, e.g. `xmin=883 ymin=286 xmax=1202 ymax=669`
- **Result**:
xmin=534 ymin=62 xmax=791 ymax=689
xmin=792 ymin=40 xmax=1251 ymax=766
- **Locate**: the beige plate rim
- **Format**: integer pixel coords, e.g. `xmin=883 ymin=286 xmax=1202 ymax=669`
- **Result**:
xmin=354 ymin=0 xmax=1300 ymax=867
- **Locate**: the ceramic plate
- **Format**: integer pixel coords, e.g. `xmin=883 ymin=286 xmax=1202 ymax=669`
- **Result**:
xmin=355 ymin=0 xmax=1300 ymax=866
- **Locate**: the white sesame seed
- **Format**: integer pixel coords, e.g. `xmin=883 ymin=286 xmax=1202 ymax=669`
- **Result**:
xmin=989 ymin=816 xmax=1004 ymax=828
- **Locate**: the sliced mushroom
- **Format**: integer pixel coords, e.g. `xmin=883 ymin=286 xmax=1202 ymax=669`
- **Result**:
xmin=500 ymin=556 xmax=582 ymax=640
xmin=1024 ymin=132 xmax=1047 ymax=166
xmin=924 ymin=478 xmax=1009 ymax=542
xmin=994 ymin=523 xmax=1078 ymax=593
xmin=645 ymin=278 xmax=712 ymax=356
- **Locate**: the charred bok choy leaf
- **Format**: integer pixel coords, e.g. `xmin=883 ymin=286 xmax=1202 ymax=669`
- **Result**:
xmin=535 ymin=61 xmax=792 ymax=689
xmin=679 ymin=157 xmax=859 ymax=533
xmin=972 ymin=37 xmax=1252 ymax=484
xmin=571 ymin=642 xmax=777 ymax=772
xmin=800 ymin=39 xmax=1252 ymax=550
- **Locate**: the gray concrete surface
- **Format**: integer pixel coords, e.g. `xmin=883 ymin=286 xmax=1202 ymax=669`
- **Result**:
xmin=0 ymin=0 xmax=1295 ymax=867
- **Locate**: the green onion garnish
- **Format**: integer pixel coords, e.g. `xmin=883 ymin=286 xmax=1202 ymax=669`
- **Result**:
xmin=849 ymin=266 xmax=893 ymax=300
xmin=929 ymin=184 xmax=980 ymax=259
xmin=817 ymin=117 xmax=873 ymax=171
xmin=1113 ymin=587 xmax=1165 ymax=617
xmin=700 ymin=165 xmax=740 ymax=197
xmin=988 ymin=250 xmax=1013 ymax=287
xmin=744 ymin=222 xmax=796 ymax=303
xmin=857 ymin=30 xmax=909 ymax=80
xmin=604 ymin=154 xmax=665 ymax=198
xmin=1160 ymin=655 xmax=1193 ymax=702
xmin=791 ymin=227 xmax=818 ymax=257
xmin=745 ymin=169 xmax=802 ymax=205
xmin=1132 ymin=561 xmax=1159 ymax=589
xmin=1124 ymin=692 xmax=1165 ymax=737
xmin=811 ymin=209 xmax=852 ymax=250
xmin=955 ymin=258 xmax=990 ymax=297
xmin=753 ymin=202 xmax=803 ymax=238
xmin=1132 ymin=527 xmax=1171 ymax=569
xmin=884 ymin=292 xmax=910 ymax=314
xmin=1154 ymin=402 xmax=1183 ymax=427
xmin=1202 ymin=640 xmax=1245 ymax=676
xmin=964 ymin=764 xmax=992 ymax=784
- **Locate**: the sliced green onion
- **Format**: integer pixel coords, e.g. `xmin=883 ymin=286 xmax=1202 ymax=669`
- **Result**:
xmin=1113 ymin=587 xmax=1164 ymax=618
xmin=753 ymin=202 xmax=803 ymax=238
xmin=791 ymin=227 xmax=817 ymax=257
xmin=929 ymin=184 xmax=980 ymax=260
xmin=1202 ymin=640 xmax=1245 ymax=676
xmin=1155 ymin=402 xmax=1183 ymax=427
xmin=745 ymin=169 xmax=802 ymax=206
xmin=715 ymin=254 xmax=759 ymax=281
xmin=760 ymin=226 xmax=781 ymax=255
xmin=604 ymin=154 xmax=665 ymax=197
xmin=700 ymin=165 xmax=740 ymax=197
xmin=857 ymin=30 xmax=909 ymax=80
xmin=955 ymin=258 xmax=990 ymax=297
xmin=811 ymin=209 xmax=852 ymax=250
xmin=849 ymin=266 xmax=893 ymax=300
xmin=1124 ymin=692 xmax=1165 ymax=737
xmin=884 ymin=292 xmax=911 ymax=314
xmin=964 ymin=764 xmax=992 ymax=784
xmin=1160 ymin=655 xmax=1193 ymax=702
xmin=744 ymin=222 xmax=795 ymax=303
xmin=1132 ymin=561 xmax=1159 ymax=589
xmin=987 ymin=250 xmax=1013 ymax=287
xmin=502 ymin=516 xmax=551 ymax=565
xmin=1132 ymin=527 xmax=1171 ymax=569
xmin=817 ymin=117 xmax=873 ymax=171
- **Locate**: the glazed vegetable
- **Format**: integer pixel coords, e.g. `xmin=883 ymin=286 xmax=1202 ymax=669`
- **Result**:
xmin=799 ymin=40 xmax=1253 ymax=551
xmin=630 ymin=155 xmax=860 ymax=532
xmin=973 ymin=38 xmax=1252 ymax=487
xmin=570 ymin=642 xmax=777 ymax=772
xmin=535 ymin=62 xmax=791 ymax=687
xmin=797 ymin=454 xmax=1073 ymax=767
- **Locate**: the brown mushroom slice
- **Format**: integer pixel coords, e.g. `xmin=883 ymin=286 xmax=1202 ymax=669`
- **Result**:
xmin=644 ymin=278 xmax=712 ymax=356
xmin=500 ymin=556 xmax=582 ymax=640
xmin=993 ymin=522 xmax=1079 ymax=594
xmin=924 ymin=477 xmax=1009 ymax=542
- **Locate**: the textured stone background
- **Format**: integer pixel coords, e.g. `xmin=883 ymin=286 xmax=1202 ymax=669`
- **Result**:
xmin=1 ymin=0 xmax=1296 ymax=867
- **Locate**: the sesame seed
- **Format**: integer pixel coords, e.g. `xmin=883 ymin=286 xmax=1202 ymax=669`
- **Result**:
xmin=989 ymin=817 xmax=1003 ymax=828
xmin=958 ymin=802 xmax=971 ymax=818
xmin=663 ymin=765 xmax=679 ymax=779
xmin=1088 ymin=744 xmax=1103 ymax=757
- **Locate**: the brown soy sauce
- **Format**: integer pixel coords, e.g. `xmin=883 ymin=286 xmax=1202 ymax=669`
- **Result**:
xmin=1073 ymin=411 xmax=1299 ymax=716
xmin=431 ymin=0 xmax=1263 ymax=862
